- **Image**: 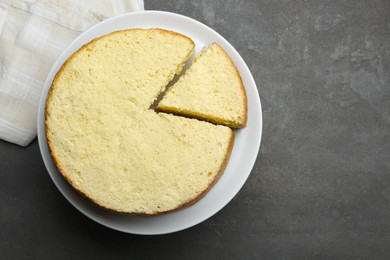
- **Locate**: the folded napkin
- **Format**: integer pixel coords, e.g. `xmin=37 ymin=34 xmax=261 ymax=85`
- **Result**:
xmin=0 ymin=0 xmax=144 ymax=146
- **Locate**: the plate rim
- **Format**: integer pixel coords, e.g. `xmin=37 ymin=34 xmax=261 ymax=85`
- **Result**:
xmin=37 ymin=10 xmax=262 ymax=235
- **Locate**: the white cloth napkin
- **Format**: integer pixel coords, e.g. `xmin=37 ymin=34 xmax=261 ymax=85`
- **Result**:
xmin=0 ymin=0 xmax=144 ymax=146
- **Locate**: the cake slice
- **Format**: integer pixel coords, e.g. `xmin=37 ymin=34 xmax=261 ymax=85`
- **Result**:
xmin=157 ymin=42 xmax=247 ymax=128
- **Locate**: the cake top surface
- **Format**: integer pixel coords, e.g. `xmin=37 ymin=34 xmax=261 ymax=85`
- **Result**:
xmin=45 ymin=28 xmax=236 ymax=215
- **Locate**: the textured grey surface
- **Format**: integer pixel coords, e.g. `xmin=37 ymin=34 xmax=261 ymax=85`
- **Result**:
xmin=1 ymin=0 xmax=389 ymax=259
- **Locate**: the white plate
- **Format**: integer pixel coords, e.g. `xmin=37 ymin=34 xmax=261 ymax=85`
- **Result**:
xmin=37 ymin=11 xmax=262 ymax=235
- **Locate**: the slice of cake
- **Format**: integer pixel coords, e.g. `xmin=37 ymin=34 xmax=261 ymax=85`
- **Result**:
xmin=45 ymin=29 xmax=235 ymax=215
xmin=157 ymin=42 xmax=248 ymax=128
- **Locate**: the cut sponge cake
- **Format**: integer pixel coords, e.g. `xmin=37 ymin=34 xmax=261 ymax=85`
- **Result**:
xmin=157 ymin=42 xmax=247 ymax=128
xmin=45 ymin=28 xmax=235 ymax=215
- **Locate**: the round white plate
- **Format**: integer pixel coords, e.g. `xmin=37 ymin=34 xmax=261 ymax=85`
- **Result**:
xmin=37 ymin=11 xmax=262 ymax=235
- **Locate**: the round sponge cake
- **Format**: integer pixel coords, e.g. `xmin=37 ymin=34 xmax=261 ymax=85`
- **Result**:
xmin=45 ymin=29 xmax=235 ymax=215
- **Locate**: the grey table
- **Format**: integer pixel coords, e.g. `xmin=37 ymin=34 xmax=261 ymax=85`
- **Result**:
xmin=1 ymin=0 xmax=389 ymax=259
